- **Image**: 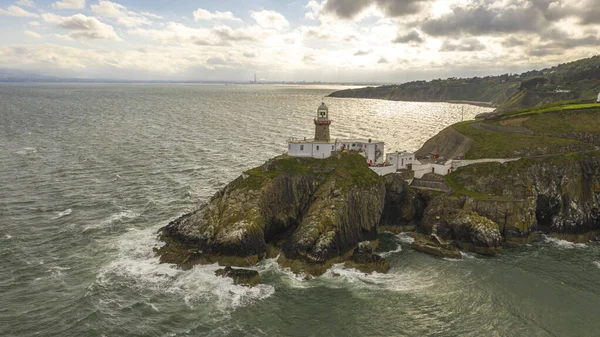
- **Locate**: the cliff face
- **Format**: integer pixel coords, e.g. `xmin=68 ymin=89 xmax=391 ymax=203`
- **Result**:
xmin=428 ymin=153 xmax=600 ymax=240
xmin=414 ymin=126 xmax=474 ymax=159
xmin=157 ymin=154 xmax=386 ymax=274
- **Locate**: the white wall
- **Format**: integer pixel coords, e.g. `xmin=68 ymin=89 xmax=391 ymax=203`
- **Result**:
xmin=370 ymin=165 xmax=396 ymax=176
xmin=312 ymin=143 xmax=335 ymax=159
xmin=288 ymin=142 xmax=334 ymax=159
xmin=412 ymin=162 xmax=453 ymax=178
xmin=387 ymin=152 xmax=418 ymax=170
xmin=288 ymin=142 xmax=313 ymax=157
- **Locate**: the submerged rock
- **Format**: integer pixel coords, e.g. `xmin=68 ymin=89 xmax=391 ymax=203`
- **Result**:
xmin=410 ymin=233 xmax=462 ymax=259
xmin=344 ymin=241 xmax=390 ymax=274
xmin=215 ymin=266 xmax=260 ymax=287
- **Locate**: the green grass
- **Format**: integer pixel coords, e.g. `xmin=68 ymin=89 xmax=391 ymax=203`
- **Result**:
xmin=499 ymin=102 xmax=600 ymax=118
xmin=452 ymin=121 xmax=587 ymax=159
xmin=235 ymin=153 xmax=384 ymax=191
xmin=445 ymin=171 xmax=514 ymax=201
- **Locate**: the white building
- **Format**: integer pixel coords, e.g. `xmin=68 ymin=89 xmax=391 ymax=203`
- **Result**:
xmin=411 ymin=160 xmax=454 ymax=179
xmin=338 ymin=139 xmax=385 ymax=165
xmin=288 ymin=103 xmax=337 ymax=159
xmin=287 ymin=103 xmax=392 ymax=175
xmin=386 ymin=151 xmax=419 ymax=170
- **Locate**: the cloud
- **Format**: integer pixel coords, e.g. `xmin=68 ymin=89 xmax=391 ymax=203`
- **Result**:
xmin=378 ymin=57 xmax=388 ymax=64
xmin=54 ymin=33 xmax=74 ymax=41
xmin=130 ymin=22 xmax=262 ymax=46
xmin=243 ymin=52 xmax=256 ymax=58
xmin=24 ymin=30 xmax=42 ymax=39
xmin=323 ymin=0 xmax=429 ymax=19
xmin=28 ymin=21 xmax=41 ymax=26
xmin=140 ymin=12 xmax=162 ymax=19
xmin=251 ymin=10 xmax=289 ymax=30
xmin=0 ymin=5 xmax=38 ymax=17
xmin=193 ymin=8 xmax=242 ymax=22
xmin=16 ymin=0 xmax=36 ymax=8
xmin=393 ymin=29 xmax=423 ymax=44
xmin=42 ymin=13 xmax=120 ymax=40
xmin=353 ymin=49 xmax=372 ymax=56
xmin=440 ymin=38 xmax=485 ymax=52
xmin=421 ymin=0 xmax=570 ymax=37
xmin=501 ymin=36 xmax=527 ymax=47
xmin=213 ymin=25 xmax=258 ymax=42
xmin=52 ymin=0 xmax=85 ymax=9
xmin=91 ymin=1 xmax=153 ymax=27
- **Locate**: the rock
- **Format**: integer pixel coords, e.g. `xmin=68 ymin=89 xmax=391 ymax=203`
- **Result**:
xmin=435 ymin=210 xmax=502 ymax=247
xmin=344 ymin=241 xmax=390 ymax=273
xmin=380 ymin=173 xmax=432 ymax=228
xmin=157 ymin=153 xmax=386 ymax=276
xmin=410 ymin=233 xmax=462 ymax=259
xmin=215 ymin=266 xmax=260 ymax=287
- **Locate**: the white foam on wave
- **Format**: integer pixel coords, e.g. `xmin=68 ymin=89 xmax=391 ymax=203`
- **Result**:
xmin=5 ymin=234 xmax=11 ymax=240
xmin=396 ymin=232 xmax=415 ymax=244
xmin=82 ymin=210 xmax=139 ymax=232
xmin=15 ymin=147 xmax=37 ymax=155
xmin=321 ymin=263 xmax=436 ymax=292
xmin=96 ymin=226 xmax=274 ymax=312
xmin=542 ymin=235 xmax=587 ymax=249
xmin=593 ymin=261 xmax=600 ymax=269
xmin=53 ymin=208 xmax=73 ymax=219
xmin=379 ymin=242 xmax=402 ymax=258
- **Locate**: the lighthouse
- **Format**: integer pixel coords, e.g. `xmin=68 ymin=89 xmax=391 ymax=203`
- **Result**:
xmin=287 ymin=103 xmax=387 ymax=171
xmin=314 ymin=102 xmax=331 ymax=141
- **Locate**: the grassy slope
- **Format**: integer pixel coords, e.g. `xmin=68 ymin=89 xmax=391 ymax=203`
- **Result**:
xmin=445 ymin=102 xmax=600 ymax=199
xmin=238 ymin=153 xmax=383 ymax=191
xmin=329 ymin=55 xmax=600 ymax=110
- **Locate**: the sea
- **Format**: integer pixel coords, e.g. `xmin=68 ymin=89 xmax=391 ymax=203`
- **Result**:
xmin=1 ymin=84 xmax=599 ymax=337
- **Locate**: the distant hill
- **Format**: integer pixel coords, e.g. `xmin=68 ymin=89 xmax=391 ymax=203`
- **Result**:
xmin=328 ymin=55 xmax=600 ymax=112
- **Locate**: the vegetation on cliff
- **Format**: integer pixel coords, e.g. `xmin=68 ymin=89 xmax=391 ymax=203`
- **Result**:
xmin=157 ymin=153 xmax=387 ymax=276
xmin=421 ymin=101 xmax=600 ymax=160
xmin=328 ymin=55 xmax=600 ymax=112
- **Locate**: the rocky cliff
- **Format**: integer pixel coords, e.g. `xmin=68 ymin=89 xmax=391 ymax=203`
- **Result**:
xmin=157 ymin=153 xmax=387 ymax=275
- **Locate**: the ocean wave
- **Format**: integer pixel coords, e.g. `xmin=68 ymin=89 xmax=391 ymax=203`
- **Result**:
xmin=542 ymin=235 xmax=587 ymax=249
xmin=15 ymin=147 xmax=37 ymax=155
xmin=593 ymin=261 xmax=600 ymax=269
xmin=379 ymin=241 xmax=403 ymax=258
xmin=321 ymin=263 xmax=436 ymax=292
xmin=396 ymin=232 xmax=415 ymax=244
xmin=82 ymin=210 xmax=139 ymax=233
xmin=53 ymin=208 xmax=73 ymax=219
xmin=95 ymin=226 xmax=274 ymax=312
xmin=5 ymin=234 xmax=12 ymax=240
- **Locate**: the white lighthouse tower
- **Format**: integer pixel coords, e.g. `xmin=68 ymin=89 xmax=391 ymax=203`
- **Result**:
xmin=287 ymin=103 xmax=337 ymax=158
xmin=314 ymin=102 xmax=331 ymax=141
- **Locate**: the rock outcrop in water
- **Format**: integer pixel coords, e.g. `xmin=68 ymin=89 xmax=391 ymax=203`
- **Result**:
xmin=157 ymin=153 xmax=388 ymax=276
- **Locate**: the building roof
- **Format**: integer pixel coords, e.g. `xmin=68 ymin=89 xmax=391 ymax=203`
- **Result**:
xmin=388 ymin=151 xmax=414 ymax=156
xmin=338 ymin=138 xmax=384 ymax=144
xmin=288 ymin=138 xmax=336 ymax=144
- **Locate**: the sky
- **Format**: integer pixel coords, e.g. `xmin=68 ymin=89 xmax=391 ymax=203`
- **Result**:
xmin=0 ymin=0 xmax=598 ymax=82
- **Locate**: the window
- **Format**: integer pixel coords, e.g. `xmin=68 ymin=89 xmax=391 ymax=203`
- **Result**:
xmin=316 ymin=146 xmax=320 ymax=150
xmin=352 ymin=143 xmax=356 ymax=147
xmin=332 ymin=146 xmax=334 ymax=150
xmin=300 ymin=145 xmax=304 ymax=151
